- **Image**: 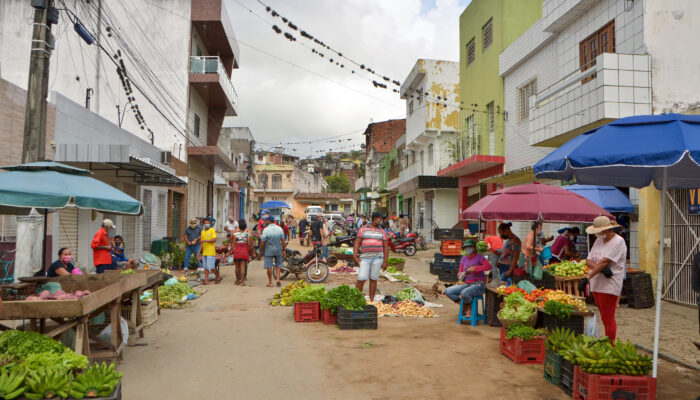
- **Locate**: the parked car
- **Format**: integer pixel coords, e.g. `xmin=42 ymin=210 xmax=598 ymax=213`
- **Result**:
xmin=323 ymin=213 xmax=345 ymax=232
xmin=305 ymin=206 xmax=323 ymax=221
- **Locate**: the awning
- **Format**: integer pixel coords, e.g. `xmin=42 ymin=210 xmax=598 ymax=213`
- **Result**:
xmin=84 ymin=157 xmax=186 ymax=186
xmin=481 ymin=166 xmax=536 ymax=185
xmin=437 ymin=155 xmax=505 ymax=178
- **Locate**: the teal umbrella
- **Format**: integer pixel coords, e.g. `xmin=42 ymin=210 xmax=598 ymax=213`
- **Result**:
xmin=0 ymin=161 xmax=143 ymax=215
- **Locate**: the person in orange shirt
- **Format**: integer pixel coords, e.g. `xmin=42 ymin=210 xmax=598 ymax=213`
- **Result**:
xmin=92 ymin=219 xmax=116 ymax=274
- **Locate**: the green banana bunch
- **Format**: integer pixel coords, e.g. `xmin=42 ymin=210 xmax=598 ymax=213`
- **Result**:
xmin=24 ymin=367 xmax=72 ymax=399
xmin=544 ymin=327 xmax=576 ymax=353
xmin=611 ymin=339 xmax=652 ymax=376
xmin=0 ymin=367 xmax=27 ymax=400
xmin=69 ymin=362 xmax=123 ymax=399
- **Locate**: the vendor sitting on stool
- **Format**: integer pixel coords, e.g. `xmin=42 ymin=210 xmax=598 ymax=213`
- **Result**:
xmin=111 ymin=235 xmax=137 ymax=269
xmin=445 ymin=239 xmax=492 ymax=317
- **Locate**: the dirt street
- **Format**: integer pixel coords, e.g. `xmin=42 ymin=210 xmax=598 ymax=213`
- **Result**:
xmin=119 ymin=245 xmax=700 ymax=399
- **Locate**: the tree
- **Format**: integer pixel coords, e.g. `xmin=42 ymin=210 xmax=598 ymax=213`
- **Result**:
xmin=326 ymin=172 xmax=350 ymax=193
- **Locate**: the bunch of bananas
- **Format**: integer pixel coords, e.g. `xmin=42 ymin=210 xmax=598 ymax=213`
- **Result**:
xmin=24 ymin=368 xmax=72 ymax=400
xmin=0 ymin=368 xmax=26 ymax=400
xmin=270 ymin=280 xmax=308 ymax=306
xmin=70 ymin=362 xmax=123 ymax=399
xmin=565 ymin=341 xmax=619 ymax=374
xmin=611 ymin=339 xmax=652 ymax=376
xmin=544 ymin=327 xmax=577 ymax=353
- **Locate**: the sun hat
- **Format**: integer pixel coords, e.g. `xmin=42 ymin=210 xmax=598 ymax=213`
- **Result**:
xmin=585 ymin=216 xmax=619 ymax=234
xmin=462 ymin=239 xmax=477 ymax=248
xmin=189 ymin=218 xmax=198 ymax=227
xmin=102 ymin=219 xmax=116 ymax=229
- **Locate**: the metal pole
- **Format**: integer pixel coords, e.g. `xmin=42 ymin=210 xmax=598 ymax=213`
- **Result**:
xmin=652 ymin=168 xmax=668 ymax=378
xmin=42 ymin=209 xmax=48 ymax=271
xmin=22 ymin=0 xmax=55 ymax=163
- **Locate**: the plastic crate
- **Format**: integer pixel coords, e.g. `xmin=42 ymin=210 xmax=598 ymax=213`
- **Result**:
xmin=433 ymin=228 xmax=463 ymax=240
xmin=499 ymin=327 xmax=546 ymax=365
xmin=433 ymin=260 xmax=460 ymax=272
xmin=437 ymin=270 xmax=458 ymax=282
xmin=441 ymin=240 xmax=462 ymax=256
xmin=536 ymin=311 xmax=585 ymax=335
xmin=544 ymin=349 xmax=563 ymax=385
xmin=142 ymin=300 xmax=158 ymax=326
xmin=429 ymin=262 xmax=437 ymax=275
xmin=293 ymin=302 xmax=320 ymax=322
xmin=626 ymin=273 xmax=654 ymax=309
xmin=485 ymin=289 xmax=502 ymax=327
xmin=560 ymin=359 xmax=575 ymax=395
xmin=321 ymin=308 xmax=338 ymax=325
xmin=337 ymin=305 xmax=377 ymax=330
xmin=573 ymin=366 xmax=656 ymax=400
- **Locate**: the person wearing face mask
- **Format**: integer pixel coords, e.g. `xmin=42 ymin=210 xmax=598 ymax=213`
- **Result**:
xmin=199 ymin=218 xmax=222 ymax=284
xmin=578 ymin=216 xmax=626 ymax=341
xmin=445 ymin=239 xmax=492 ymax=317
xmin=92 ymin=219 xmax=117 ymax=274
xmin=44 ymin=248 xmax=77 ymax=277
xmin=496 ymin=222 xmax=522 ymax=281
xmin=550 ymin=227 xmax=581 ymax=263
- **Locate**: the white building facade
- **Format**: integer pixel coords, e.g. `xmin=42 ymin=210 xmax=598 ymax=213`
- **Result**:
xmin=398 ymin=59 xmax=460 ymax=241
xmin=500 ymin=0 xmax=700 ymax=303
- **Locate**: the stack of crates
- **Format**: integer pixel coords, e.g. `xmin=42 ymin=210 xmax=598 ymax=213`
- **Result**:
xmin=431 ymin=228 xmax=464 ymax=282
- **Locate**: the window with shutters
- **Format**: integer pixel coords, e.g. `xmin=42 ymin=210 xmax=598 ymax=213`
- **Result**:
xmin=482 ymin=19 xmax=493 ymax=51
xmin=466 ymin=38 xmax=475 ymax=65
xmin=259 ymin=174 xmax=268 ymax=189
xmin=519 ymin=79 xmax=537 ymax=121
xmin=271 ymin=174 xmax=282 ymax=189
xmin=580 ymin=21 xmax=615 ymax=83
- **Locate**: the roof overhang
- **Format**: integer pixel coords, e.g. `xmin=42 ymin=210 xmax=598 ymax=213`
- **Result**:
xmin=481 ymin=166 xmax=536 ymax=185
xmin=187 ymin=145 xmax=236 ymax=171
xmin=437 ymin=155 xmax=505 ymax=178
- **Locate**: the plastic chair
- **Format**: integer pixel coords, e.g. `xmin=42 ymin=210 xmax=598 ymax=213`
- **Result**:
xmin=457 ymin=294 xmax=485 ymax=326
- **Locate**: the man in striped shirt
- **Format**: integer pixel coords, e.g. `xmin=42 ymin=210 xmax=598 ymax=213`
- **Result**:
xmin=353 ymin=211 xmax=389 ymax=301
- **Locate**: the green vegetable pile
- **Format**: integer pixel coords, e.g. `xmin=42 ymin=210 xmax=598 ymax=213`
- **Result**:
xmin=270 ymin=280 xmax=307 ymax=306
xmin=158 ymin=283 xmax=198 ymax=308
xmin=394 ymin=287 xmax=420 ymax=301
xmin=505 ymin=324 xmax=544 ymax=340
xmin=476 ymin=240 xmax=488 ymax=254
xmin=386 ymin=266 xmax=398 ymax=273
xmin=319 ymin=285 xmax=366 ymax=314
xmin=497 ymin=292 xmax=537 ymax=322
xmin=543 ymin=300 xmax=574 ymax=319
xmin=290 ymin=285 xmax=325 ymax=303
xmin=0 ymin=331 xmax=87 ymax=373
xmin=387 ymin=257 xmax=404 ymax=265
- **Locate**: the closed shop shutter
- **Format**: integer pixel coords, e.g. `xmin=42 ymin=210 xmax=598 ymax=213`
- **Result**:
xmin=58 ymin=208 xmax=79 ymax=265
xmin=187 ymin=160 xmax=210 ymax=220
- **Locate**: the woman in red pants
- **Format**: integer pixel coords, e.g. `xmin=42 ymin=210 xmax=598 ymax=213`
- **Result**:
xmin=579 ymin=216 xmax=627 ymax=341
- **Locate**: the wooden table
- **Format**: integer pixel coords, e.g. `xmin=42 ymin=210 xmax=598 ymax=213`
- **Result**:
xmin=101 ymin=272 xmax=149 ymax=345
xmin=0 ymin=280 xmax=124 ymax=362
xmin=555 ymin=275 xmax=587 ymax=297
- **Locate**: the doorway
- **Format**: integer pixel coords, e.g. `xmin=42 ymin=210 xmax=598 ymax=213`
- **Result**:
xmin=172 ymin=192 xmax=182 ymax=239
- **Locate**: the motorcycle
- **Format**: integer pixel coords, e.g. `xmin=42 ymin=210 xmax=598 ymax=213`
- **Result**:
xmin=387 ymin=231 xmax=418 ymax=256
xmin=273 ymin=244 xmax=329 ymax=283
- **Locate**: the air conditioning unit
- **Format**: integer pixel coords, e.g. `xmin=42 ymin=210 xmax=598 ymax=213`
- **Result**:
xmin=161 ymin=151 xmax=172 ymax=164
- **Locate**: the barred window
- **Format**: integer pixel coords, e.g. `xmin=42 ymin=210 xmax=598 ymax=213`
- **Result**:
xmin=482 ymin=18 xmax=493 ymax=50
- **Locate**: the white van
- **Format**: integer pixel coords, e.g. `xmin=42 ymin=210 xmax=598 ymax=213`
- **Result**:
xmin=305 ymin=206 xmax=323 ymax=221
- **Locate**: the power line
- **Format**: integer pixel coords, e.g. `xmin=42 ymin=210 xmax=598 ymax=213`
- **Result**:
xmin=238 ymin=40 xmax=402 ymax=109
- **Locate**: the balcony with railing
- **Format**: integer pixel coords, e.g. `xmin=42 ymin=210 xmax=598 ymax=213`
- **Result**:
xmin=189 ymin=56 xmax=238 ymax=116
xmin=528 ymin=53 xmax=651 ymax=147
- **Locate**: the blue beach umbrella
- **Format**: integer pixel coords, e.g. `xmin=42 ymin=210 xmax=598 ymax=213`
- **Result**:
xmin=534 ymin=113 xmax=700 ymax=377
xmin=563 ymin=185 xmax=634 ymax=213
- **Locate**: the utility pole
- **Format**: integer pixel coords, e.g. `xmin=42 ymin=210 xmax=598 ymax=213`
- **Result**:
xmin=22 ymin=0 xmax=57 ymax=164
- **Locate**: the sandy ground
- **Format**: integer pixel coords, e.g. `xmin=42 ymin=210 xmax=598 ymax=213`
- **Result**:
xmin=118 ymin=244 xmax=700 ymax=399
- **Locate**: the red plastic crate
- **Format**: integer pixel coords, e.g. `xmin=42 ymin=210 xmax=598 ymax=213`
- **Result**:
xmin=441 ymin=240 xmax=462 ymax=256
xmin=321 ymin=308 xmax=338 ymax=325
xmin=293 ymin=302 xmax=320 ymax=322
xmin=499 ymin=327 xmax=545 ymax=365
xmin=573 ymin=366 xmax=656 ymax=400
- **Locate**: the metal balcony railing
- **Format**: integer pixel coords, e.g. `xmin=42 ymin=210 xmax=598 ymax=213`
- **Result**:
xmin=189 ymin=56 xmax=238 ymax=107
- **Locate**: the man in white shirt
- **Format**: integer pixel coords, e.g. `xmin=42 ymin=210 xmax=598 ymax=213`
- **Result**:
xmin=224 ymin=217 xmax=239 ymax=239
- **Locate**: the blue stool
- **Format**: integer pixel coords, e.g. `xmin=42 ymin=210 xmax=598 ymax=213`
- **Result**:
xmin=457 ymin=294 xmax=486 ymax=326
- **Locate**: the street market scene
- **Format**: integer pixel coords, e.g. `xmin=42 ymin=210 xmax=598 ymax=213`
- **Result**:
xmin=0 ymin=0 xmax=699 ymax=399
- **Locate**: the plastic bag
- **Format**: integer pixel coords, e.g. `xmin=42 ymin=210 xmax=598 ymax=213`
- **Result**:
xmin=531 ymin=258 xmax=543 ymax=280
xmin=164 ymin=277 xmax=179 ymax=286
xmin=517 ymin=280 xmax=537 ymax=294
xmin=39 ymin=282 xmax=62 ymax=294
xmin=71 ymin=267 xmax=83 ymax=275
xmin=98 ymin=317 xmax=129 ymax=347
xmin=585 ymin=312 xmax=601 ymax=338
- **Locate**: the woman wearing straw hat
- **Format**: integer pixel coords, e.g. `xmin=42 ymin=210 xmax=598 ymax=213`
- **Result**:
xmin=579 ymin=216 xmax=626 ymax=341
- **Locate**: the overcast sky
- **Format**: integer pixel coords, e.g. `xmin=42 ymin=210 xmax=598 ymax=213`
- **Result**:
xmin=224 ymin=0 xmax=470 ymax=158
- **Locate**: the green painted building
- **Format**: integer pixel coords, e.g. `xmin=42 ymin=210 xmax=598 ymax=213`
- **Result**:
xmin=457 ymin=0 xmax=543 ymax=159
